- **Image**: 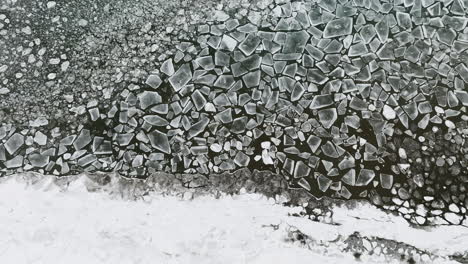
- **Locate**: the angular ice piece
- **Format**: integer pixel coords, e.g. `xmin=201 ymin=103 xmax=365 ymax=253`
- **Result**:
xmin=231 ymin=116 xmax=248 ymax=133
xmin=455 ymin=63 xmax=468 ymax=83
xmin=242 ymin=70 xmax=261 ymax=88
xmin=293 ymin=161 xmax=310 ymax=178
xmin=73 ymin=129 xmax=92 ymax=150
xmin=324 ymin=39 xmax=343 ymax=53
xmin=382 ymin=104 xmax=396 ymax=120
xmin=310 ymin=94 xmax=333 ymax=109
xmin=321 ymin=141 xmax=341 ymax=158
xmin=215 ymin=51 xmax=230 ymax=67
xmin=360 ymin=25 xmax=376 ymax=44
xmin=380 ymin=173 xmax=393 ymax=189
xmin=318 ymin=108 xmax=337 ymax=129
xmin=396 ymin=12 xmax=412 ymax=29
xmin=0 ymin=144 xmax=5 ymax=161
xmin=188 ymin=117 xmax=210 ymax=139
xmin=375 ymin=19 xmax=388 ymax=43
xmin=5 ymin=155 xmax=23 ymax=169
xmin=342 ymin=169 xmax=356 ymax=186
xmin=319 ymin=0 xmax=337 ymax=12
xmin=161 ymin=59 xmax=175 ymax=76
xmin=195 ymin=56 xmax=215 ymax=70
xmin=89 ymin=108 xmax=99 ymax=121
xmin=115 ymin=133 xmax=134 ymax=146
xmin=213 ymin=93 xmax=231 ymax=106
xmin=220 ymin=34 xmax=237 ymax=51
xmin=238 ymin=33 xmax=261 ymax=56
xmin=143 ymin=115 xmax=169 ymax=126
xmin=29 ymin=153 xmax=50 ymax=168
xmin=145 ymin=74 xmax=162 ymax=89
xmin=34 ymin=131 xmax=47 ymax=146
xmin=234 ymin=151 xmax=250 ymax=167
xmin=340 ymin=185 xmax=352 ymax=199
xmin=5 ymin=133 xmax=24 ymax=155
xmin=241 ymin=54 xmax=261 ymax=71
xmin=455 ymin=90 xmax=468 ymax=105
xmin=298 ymin=178 xmax=311 ymax=191
xmin=169 ymin=64 xmax=192 ymax=92
xmin=148 ymin=129 xmax=171 ymax=154
xmin=348 ymin=42 xmax=368 ymax=57
xmin=307 ymin=69 xmax=328 ymax=84
xmin=283 ymin=30 xmax=310 ymax=53
xmin=317 ymin=175 xmax=332 ymax=192
xmin=305 ymin=44 xmax=324 ymax=60
xmin=138 ymin=91 xmax=162 ymax=110
xmin=349 ymin=97 xmax=368 ymax=111
xmin=437 ymin=28 xmax=456 ymax=45
xmin=214 ymin=75 xmax=235 ymax=89
xmin=291 ymin=83 xmax=305 ymax=101
xmin=323 ymin=17 xmax=352 ymax=38
xmin=306 ymin=135 xmax=322 ymax=153
xmin=216 ymin=109 xmax=233 ymax=123
xmin=356 ymin=169 xmax=375 ymax=186
xmin=191 ymin=90 xmax=207 ymax=111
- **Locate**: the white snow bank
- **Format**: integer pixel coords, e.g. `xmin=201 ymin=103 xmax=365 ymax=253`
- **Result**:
xmin=0 ymin=175 xmax=466 ymax=264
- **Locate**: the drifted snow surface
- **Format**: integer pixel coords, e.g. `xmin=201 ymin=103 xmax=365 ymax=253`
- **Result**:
xmin=0 ymin=175 xmax=467 ymax=264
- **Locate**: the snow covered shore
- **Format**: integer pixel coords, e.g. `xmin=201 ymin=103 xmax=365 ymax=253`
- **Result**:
xmin=0 ymin=174 xmax=466 ymax=264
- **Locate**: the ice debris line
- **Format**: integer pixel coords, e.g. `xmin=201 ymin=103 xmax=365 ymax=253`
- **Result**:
xmin=1 ymin=0 xmax=468 ymax=226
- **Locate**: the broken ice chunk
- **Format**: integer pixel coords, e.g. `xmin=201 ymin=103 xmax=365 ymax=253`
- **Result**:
xmin=342 ymin=169 xmax=356 ymax=186
xmin=146 ymin=74 xmax=162 ymax=89
xmin=283 ymin=31 xmax=309 ymax=53
xmin=231 ymin=116 xmax=248 ymax=133
xmin=234 ymin=151 xmax=250 ymax=167
xmin=195 ymin=56 xmax=215 ymax=70
xmin=148 ymin=129 xmax=171 ymax=154
xmin=5 ymin=133 xmax=24 ymax=155
xmin=5 ymin=155 xmax=23 ymax=169
xmin=437 ymin=28 xmax=456 ymax=45
xmin=291 ymin=83 xmax=305 ymax=101
xmin=380 ymin=173 xmax=393 ymax=189
xmin=188 ymin=117 xmax=210 ymax=139
xmin=214 ymin=75 xmax=235 ymax=89
xmin=216 ymin=109 xmax=233 ymax=123
xmin=355 ymin=169 xmax=375 ymax=186
xmin=348 ymin=42 xmax=368 ymax=57
xmin=375 ymin=19 xmax=388 ymax=43
xmin=143 ymin=115 xmax=169 ymax=126
xmin=310 ymin=94 xmax=333 ymax=109
xmin=360 ymin=25 xmax=376 ymax=44
xmin=34 ymin=131 xmax=47 ymax=146
xmin=306 ymin=135 xmax=322 ymax=153
xmin=29 ymin=153 xmax=50 ymax=168
xmin=73 ymin=129 xmax=92 ymax=151
xmin=317 ymin=175 xmax=332 ymax=192
xmin=242 ymin=70 xmax=261 ymax=88
xmin=318 ymin=108 xmax=337 ymax=129
xmin=220 ymin=34 xmax=237 ymax=51
xmin=161 ymin=59 xmax=175 ymax=76
xmin=169 ymin=64 xmax=192 ymax=92
xmin=294 ymin=161 xmax=310 ymax=178
xmin=191 ymin=90 xmax=207 ymax=111
xmin=396 ymin=12 xmax=412 ymax=29
xmin=323 ymin=17 xmax=352 ymax=38
xmin=382 ymin=104 xmax=396 ymax=120
xmin=238 ymin=33 xmax=261 ymax=56
xmin=138 ymin=91 xmax=162 ymax=110
xmin=215 ymin=51 xmax=230 ymax=67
